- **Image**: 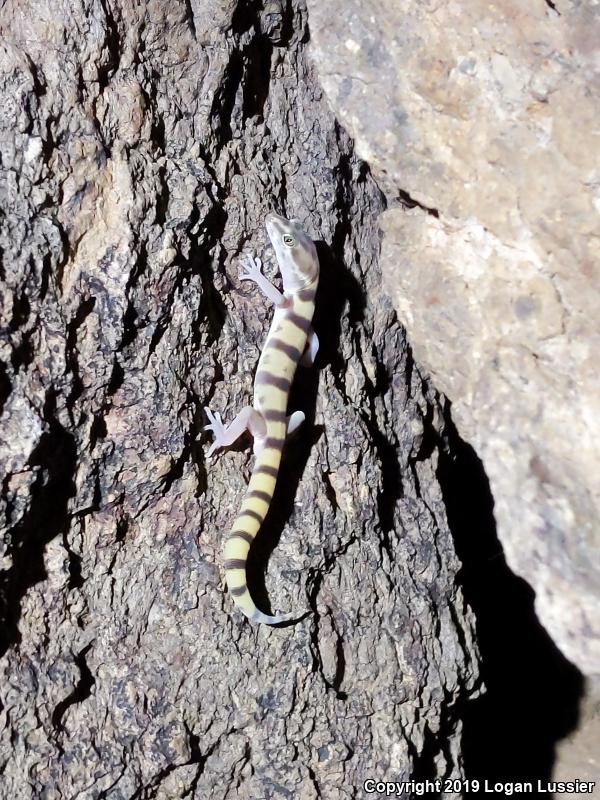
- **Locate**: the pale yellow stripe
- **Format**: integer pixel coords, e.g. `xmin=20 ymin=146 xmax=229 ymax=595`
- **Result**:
xmin=244 ymin=496 xmax=269 ymax=513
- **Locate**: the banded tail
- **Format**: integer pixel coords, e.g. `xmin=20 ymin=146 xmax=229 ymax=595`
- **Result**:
xmin=223 ymin=444 xmax=306 ymax=625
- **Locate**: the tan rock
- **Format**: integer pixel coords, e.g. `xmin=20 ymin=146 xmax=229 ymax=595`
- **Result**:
xmin=308 ymin=0 xmax=600 ymax=674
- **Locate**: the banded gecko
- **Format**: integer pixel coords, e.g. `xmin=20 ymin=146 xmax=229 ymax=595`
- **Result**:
xmin=204 ymin=213 xmax=320 ymax=625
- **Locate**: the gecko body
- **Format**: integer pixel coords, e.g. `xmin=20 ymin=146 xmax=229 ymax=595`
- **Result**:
xmin=204 ymin=213 xmax=319 ymax=625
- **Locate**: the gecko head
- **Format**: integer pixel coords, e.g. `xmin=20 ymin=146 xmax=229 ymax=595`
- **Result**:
xmin=265 ymin=212 xmax=319 ymax=292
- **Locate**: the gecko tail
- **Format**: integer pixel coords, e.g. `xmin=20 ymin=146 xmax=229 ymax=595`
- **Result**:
xmin=226 ymin=571 xmax=310 ymax=625
xmin=223 ymin=443 xmax=310 ymax=626
xmin=249 ymin=606 xmax=311 ymax=626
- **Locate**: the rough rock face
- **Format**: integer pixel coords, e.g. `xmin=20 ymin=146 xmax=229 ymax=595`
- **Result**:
xmin=0 ymin=1 xmax=479 ymax=796
xmin=307 ymin=0 xmax=600 ymax=675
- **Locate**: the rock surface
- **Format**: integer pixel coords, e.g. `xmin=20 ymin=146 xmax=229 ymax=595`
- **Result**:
xmin=307 ymin=0 xmax=600 ymax=675
xmin=0 ymin=1 xmax=479 ymax=797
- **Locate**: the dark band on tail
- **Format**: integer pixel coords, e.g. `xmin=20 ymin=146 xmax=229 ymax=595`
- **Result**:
xmin=224 ymin=558 xmax=247 ymax=570
xmin=239 ymin=508 xmax=263 ymax=524
xmin=247 ymin=489 xmax=271 ymax=503
xmin=228 ymin=530 xmax=254 ymax=544
xmin=254 ymin=464 xmax=278 ymax=478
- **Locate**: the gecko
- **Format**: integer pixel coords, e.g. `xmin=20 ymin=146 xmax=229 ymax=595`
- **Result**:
xmin=204 ymin=212 xmax=320 ymax=625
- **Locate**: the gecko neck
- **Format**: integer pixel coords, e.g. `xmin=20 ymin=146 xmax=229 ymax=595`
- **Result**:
xmin=282 ymin=275 xmax=319 ymax=297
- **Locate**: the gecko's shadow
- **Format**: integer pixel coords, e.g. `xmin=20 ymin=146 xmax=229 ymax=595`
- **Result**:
xmin=247 ymin=236 xmax=365 ymax=620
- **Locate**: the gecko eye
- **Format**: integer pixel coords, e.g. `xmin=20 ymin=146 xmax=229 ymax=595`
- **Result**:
xmin=282 ymin=234 xmax=296 ymax=247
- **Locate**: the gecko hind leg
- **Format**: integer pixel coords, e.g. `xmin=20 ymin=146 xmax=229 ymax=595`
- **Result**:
xmin=204 ymin=406 xmax=266 ymax=457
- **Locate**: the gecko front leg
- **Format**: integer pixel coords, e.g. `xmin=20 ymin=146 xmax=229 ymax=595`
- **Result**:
xmin=286 ymin=410 xmax=305 ymax=435
xmin=239 ymin=253 xmax=285 ymax=307
xmin=203 ymin=406 xmax=267 ymax=457
xmin=301 ymin=329 xmax=319 ymax=366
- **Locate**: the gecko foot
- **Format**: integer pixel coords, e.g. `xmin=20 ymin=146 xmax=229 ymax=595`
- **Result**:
xmin=203 ymin=407 xmax=227 ymax=457
xmin=238 ymin=253 xmax=263 ymax=284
